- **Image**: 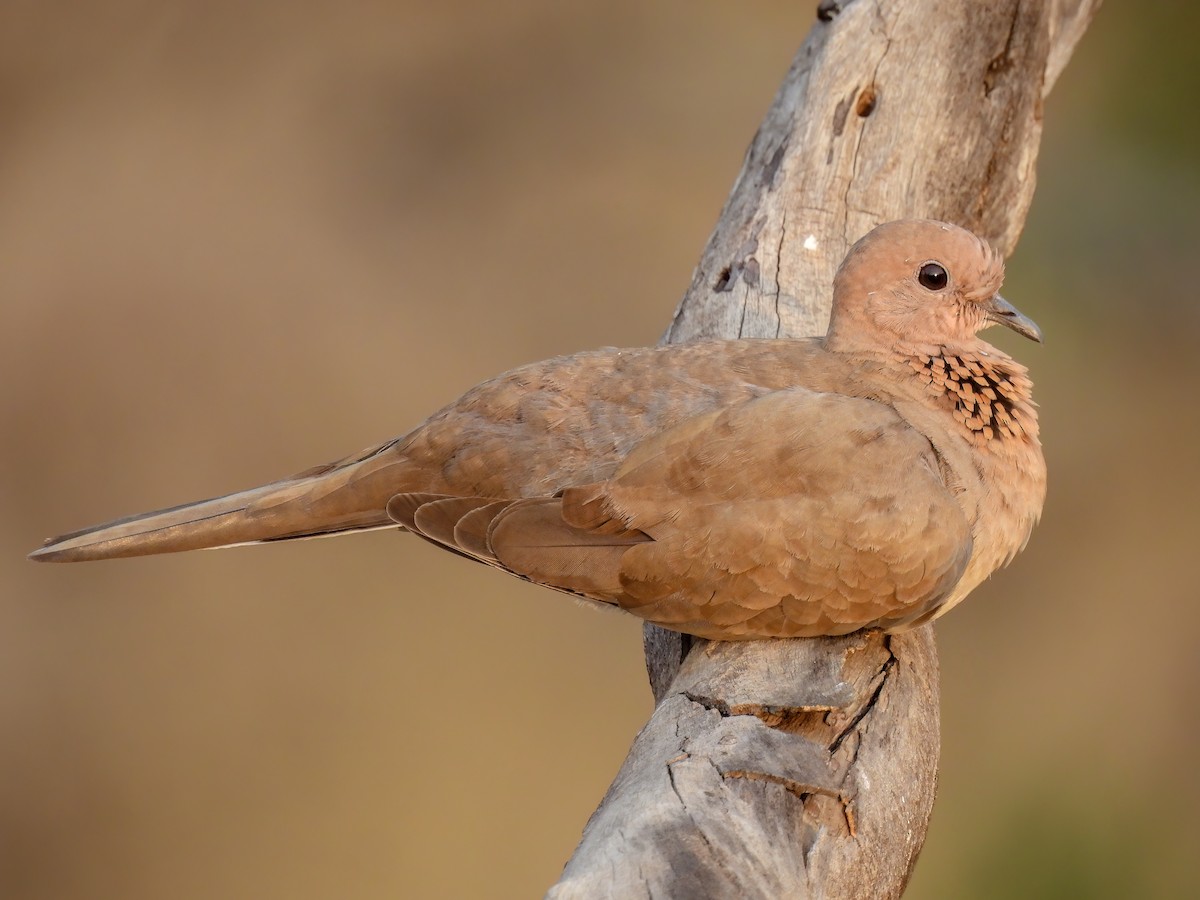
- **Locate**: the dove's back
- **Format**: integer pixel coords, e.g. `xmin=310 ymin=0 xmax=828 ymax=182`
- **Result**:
xmin=30 ymin=339 xmax=833 ymax=562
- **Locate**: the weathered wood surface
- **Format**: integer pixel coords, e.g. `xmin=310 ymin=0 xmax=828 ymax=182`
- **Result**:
xmin=549 ymin=0 xmax=1100 ymax=897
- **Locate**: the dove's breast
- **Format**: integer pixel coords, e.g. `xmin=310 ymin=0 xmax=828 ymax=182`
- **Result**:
xmin=886 ymin=347 xmax=1046 ymax=625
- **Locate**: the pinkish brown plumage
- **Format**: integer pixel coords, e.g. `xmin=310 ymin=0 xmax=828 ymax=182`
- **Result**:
xmin=30 ymin=219 xmax=1046 ymax=639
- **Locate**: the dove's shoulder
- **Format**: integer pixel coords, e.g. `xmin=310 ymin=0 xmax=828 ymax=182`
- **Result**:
xmin=390 ymin=338 xmax=835 ymax=495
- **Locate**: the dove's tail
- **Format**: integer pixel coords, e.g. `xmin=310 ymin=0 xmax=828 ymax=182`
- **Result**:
xmin=28 ymin=449 xmax=407 ymax=563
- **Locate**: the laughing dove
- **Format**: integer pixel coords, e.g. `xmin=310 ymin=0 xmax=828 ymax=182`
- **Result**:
xmin=29 ymin=219 xmax=1046 ymax=639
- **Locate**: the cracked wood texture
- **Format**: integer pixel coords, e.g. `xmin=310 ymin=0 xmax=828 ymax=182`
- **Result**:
xmin=548 ymin=1 xmax=1099 ymax=897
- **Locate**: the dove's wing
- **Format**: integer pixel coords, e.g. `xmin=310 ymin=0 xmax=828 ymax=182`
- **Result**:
xmin=487 ymin=388 xmax=973 ymax=639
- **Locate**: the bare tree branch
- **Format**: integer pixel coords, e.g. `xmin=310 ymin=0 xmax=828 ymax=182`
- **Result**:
xmin=550 ymin=1 xmax=1100 ymax=897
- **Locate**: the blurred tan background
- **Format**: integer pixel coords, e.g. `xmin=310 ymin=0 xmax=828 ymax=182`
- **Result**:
xmin=2 ymin=2 xmax=1196 ymax=897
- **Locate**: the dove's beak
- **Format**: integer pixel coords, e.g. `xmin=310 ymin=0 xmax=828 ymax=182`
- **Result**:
xmin=983 ymin=294 xmax=1042 ymax=343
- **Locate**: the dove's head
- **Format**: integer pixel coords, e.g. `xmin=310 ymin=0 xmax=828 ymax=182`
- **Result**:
xmin=825 ymin=219 xmax=1041 ymax=354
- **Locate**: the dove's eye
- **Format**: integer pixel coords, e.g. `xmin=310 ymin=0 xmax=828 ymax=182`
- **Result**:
xmin=917 ymin=262 xmax=948 ymax=291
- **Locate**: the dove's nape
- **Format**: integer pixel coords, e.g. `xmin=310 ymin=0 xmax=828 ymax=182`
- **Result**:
xmin=29 ymin=218 xmax=1045 ymax=641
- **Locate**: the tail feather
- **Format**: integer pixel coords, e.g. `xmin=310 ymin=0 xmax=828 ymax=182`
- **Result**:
xmin=29 ymin=470 xmax=400 ymax=563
